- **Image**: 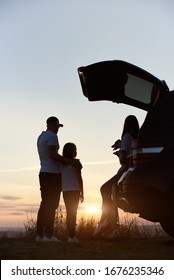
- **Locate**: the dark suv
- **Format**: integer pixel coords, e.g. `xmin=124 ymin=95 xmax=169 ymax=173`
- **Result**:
xmin=78 ymin=60 xmax=174 ymax=238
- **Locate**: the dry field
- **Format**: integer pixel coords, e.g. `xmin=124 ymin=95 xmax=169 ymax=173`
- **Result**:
xmin=1 ymin=235 xmax=174 ymax=260
xmin=1 ymin=217 xmax=174 ymax=260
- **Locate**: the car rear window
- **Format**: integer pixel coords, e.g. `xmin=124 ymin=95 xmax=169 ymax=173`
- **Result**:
xmin=125 ymin=74 xmax=153 ymax=105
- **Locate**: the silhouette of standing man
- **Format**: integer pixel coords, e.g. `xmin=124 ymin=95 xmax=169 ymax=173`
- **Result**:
xmin=36 ymin=116 xmax=82 ymax=242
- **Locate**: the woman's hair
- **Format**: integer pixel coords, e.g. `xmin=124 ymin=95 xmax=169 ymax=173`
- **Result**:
xmin=62 ymin=142 xmax=76 ymax=159
xmin=121 ymin=115 xmax=139 ymax=139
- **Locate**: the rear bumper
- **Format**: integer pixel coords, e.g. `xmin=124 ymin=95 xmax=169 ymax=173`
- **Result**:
xmin=117 ymin=167 xmax=168 ymax=221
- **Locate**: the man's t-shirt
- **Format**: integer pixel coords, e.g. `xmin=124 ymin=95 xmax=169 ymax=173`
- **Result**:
xmin=37 ymin=130 xmax=61 ymax=173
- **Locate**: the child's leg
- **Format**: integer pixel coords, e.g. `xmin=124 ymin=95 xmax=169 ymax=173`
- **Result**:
xmin=63 ymin=191 xmax=80 ymax=237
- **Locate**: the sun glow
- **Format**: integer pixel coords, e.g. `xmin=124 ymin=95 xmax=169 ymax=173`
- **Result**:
xmin=86 ymin=206 xmax=98 ymax=215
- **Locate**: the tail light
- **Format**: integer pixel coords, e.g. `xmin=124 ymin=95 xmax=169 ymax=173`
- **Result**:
xmin=130 ymin=139 xmax=164 ymax=165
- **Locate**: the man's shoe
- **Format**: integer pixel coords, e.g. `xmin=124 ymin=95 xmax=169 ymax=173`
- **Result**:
xmin=68 ymin=236 xmax=79 ymax=243
xmin=43 ymin=236 xmax=62 ymax=242
xmin=35 ymin=235 xmax=43 ymax=242
xmin=93 ymin=220 xmax=109 ymax=237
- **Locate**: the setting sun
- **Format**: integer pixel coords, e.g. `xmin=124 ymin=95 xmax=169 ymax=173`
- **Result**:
xmin=86 ymin=206 xmax=98 ymax=215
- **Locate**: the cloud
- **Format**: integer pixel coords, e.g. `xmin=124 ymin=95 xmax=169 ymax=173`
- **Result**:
xmin=0 ymin=161 xmax=116 ymax=173
xmin=0 ymin=204 xmax=15 ymax=209
xmin=1 ymin=195 xmax=22 ymax=201
xmin=83 ymin=160 xmax=116 ymax=165
xmin=10 ymin=212 xmax=26 ymax=216
xmin=0 ymin=166 xmax=39 ymax=173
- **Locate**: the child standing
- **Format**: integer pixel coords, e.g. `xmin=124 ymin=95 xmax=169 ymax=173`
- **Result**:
xmin=61 ymin=142 xmax=84 ymax=243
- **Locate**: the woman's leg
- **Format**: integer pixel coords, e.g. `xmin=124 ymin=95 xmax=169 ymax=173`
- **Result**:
xmin=100 ymin=173 xmax=120 ymax=222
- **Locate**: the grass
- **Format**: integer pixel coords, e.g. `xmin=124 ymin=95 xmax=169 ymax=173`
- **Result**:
xmin=23 ymin=208 xmax=97 ymax=241
xmin=1 ymin=235 xmax=174 ymax=260
xmin=1 ymin=209 xmax=174 ymax=260
xmin=23 ymin=209 xmax=169 ymax=241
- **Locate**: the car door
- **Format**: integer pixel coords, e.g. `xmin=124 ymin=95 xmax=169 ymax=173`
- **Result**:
xmin=77 ymin=60 xmax=169 ymax=111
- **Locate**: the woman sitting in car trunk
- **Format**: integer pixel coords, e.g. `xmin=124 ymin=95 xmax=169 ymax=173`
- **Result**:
xmin=93 ymin=115 xmax=139 ymax=238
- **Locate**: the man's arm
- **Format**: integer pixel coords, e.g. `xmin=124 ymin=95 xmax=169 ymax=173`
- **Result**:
xmin=48 ymin=145 xmax=82 ymax=169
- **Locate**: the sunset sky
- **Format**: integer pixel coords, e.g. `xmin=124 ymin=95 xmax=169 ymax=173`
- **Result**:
xmin=0 ymin=0 xmax=174 ymax=227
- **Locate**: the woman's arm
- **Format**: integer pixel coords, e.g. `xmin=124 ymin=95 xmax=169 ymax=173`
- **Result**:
xmin=119 ymin=150 xmax=127 ymax=165
xmin=77 ymin=169 xmax=84 ymax=203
